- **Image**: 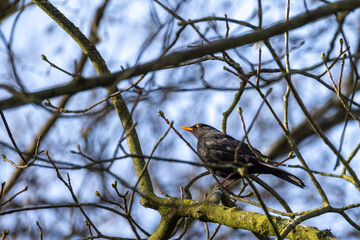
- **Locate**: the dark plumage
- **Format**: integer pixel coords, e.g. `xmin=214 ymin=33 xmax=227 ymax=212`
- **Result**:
xmin=181 ymin=123 xmax=305 ymax=188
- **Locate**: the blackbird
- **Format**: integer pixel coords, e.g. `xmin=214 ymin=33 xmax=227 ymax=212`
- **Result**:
xmin=181 ymin=123 xmax=305 ymax=188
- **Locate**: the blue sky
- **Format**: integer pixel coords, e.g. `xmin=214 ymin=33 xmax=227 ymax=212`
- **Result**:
xmin=1 ymin=0 xmax=360 ymax=239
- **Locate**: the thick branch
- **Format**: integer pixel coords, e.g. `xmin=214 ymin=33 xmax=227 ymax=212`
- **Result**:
xmin=148 ymin=217 xmax=180 ymax=240
xmin=145 ymin=197 xmax=337 ymax=240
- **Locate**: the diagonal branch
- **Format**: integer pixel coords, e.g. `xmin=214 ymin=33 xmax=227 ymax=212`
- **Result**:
xmin=1 ymin=0 xmax=359 ymax=110
xmin=30 ymin=0 xmax=154 ymax=196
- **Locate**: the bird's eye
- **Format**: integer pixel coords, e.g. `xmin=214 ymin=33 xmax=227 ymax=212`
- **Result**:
xmin=196 ymin=124 xmax=200 ymax=128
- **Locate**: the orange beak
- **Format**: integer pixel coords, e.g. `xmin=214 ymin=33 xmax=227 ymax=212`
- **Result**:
xmin=180 ymin=126 xmax=193 ymax=132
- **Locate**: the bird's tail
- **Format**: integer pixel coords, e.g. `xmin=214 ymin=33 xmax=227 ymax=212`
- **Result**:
xmin=257 ymin=162 xmax=306 ymax=188
xmin=271 ymin=168 xmax=305 ymax=188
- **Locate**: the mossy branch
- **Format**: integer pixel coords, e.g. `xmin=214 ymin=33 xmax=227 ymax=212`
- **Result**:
xmin=144 ymin=196 xmax=337 ymax=240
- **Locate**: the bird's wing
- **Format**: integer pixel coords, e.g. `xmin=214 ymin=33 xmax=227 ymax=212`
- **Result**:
xmin=210 ymin=135 xmax=257 ymax=152
xmin=201 ymin=135 xmax=258 ymax=163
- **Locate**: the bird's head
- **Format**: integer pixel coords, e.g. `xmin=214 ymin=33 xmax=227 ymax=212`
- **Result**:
xmin=181 ymin=123 xmax=219 ymax=139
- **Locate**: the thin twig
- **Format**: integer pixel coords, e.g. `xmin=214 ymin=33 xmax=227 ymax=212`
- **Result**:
xmin=2 ymin=154 xmax=32 ymax=169
xmin=0 ymin=110 xmax=27 ymax=164
xmin=208 ymin=224 xmax=221 ymax=240
xmin=45 ymin=150 xmax=101 ymax=235
xmin=0 ymin=185 xmax=28 ymax=206
xmin=244 ymin=175 xmax=282 ymax=239
xmin=41 ymin=54 xmax=76 ymax=77
xmin=44 ymin=74 xmax=146 ymax=114
xmin=36 ymin=221 xmax=44 ymax=240
xmin=127 ymin=121 xmax=173 ymax=215
xmin=85 ymin=220 xmax=94 ymax=240
xmin=322 ymin=52 xmax=359 ymax=121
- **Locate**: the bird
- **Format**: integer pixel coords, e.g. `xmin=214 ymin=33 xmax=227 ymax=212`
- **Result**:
xmin=181 ymin=123 xmax=305 ymax=188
